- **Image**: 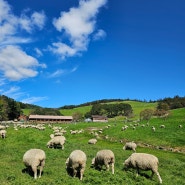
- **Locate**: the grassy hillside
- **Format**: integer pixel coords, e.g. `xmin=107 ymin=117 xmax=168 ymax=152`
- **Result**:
xmin=22 ymin=100 xmax=157 ymax=118
xmin=0 ymin=107 xmax=184 ymax=184
xmin=59 ymin=101 xmax=158 ymax=118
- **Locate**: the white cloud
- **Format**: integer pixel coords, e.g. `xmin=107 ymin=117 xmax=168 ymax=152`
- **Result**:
xmin=0 ymin=45 xmax=46 ymax=81
xmin=0 ymin=0 xmax=46 ymax=45
xmin=34 ymin=47 xmax=43 ymax=57
xmin=93 ymin=29 xmax=106 ymax=40
xmin=48 ymin=69 xmax=65 ymax=78
xmin=31 ymin=11 xmax=46 ymax=30
xmin=49 ymin=42 xmax=77 ymax=59
xmin=1 ymin=86 xmax=25 ymax=99
xmin=21 ymin=96 xmax=48 ymax=104
xmin=0 ymin=78 xmax=6 ymax=86
xmin=52 ymin=0 xmax=107 ymax=59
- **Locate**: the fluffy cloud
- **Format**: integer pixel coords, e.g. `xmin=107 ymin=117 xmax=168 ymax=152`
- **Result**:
xmin=0 ymin=45 xmax=46 ymax=81
xmin=0 ymin=0 xmax=46 ymax=44
xmin=52 ymin=0 xmax=107 ymax=59
xmin=0 ymin=0 xmax=47 ymax=81
xmin=93 ymin=29 xmax=106 ymax=40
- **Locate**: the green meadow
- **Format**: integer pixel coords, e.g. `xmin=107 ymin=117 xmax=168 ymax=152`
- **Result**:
xmin=1 ymin=102 xmax=185 ymax=184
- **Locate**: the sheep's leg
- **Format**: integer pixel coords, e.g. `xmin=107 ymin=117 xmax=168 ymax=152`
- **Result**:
xmin=80 ymin=168 xmax=85 ymax=180
xmin=61 ymin=144 xmax=64 ymax=150
xmin=32 ymin=166 xmax=37 ymax=179
xmin=73 ymin=169 xmax=77 ymax=177
xmin=105 ymin=164 xmax=110 ymax=171
xmin=111 ymin=163 xmax=114 ymax=174
xmin=39 ymin=161 xmax=45 ymax=178
xmin=136 ymin=168 xmax=139 ymax=177
xmin=156 ymin=172 xmax=162 ymax=184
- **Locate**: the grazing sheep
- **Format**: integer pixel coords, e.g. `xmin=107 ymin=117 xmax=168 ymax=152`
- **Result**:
xmin=47 ymin=135 xmax=66 ymax=149
xmin=88 ymin=138 xmax=97 ymax=144
xmin=91 ymin=149 xmax=115 ymax=174
xmin=66 ymin=150 xmax=87 ymax=180
xmin=0 ymin=129 xmax=7 ymax=139
xmin=0 ymin=125 xmax=6 ymax=130
xmin=123 ymin=141 xmax=137 ymax=152
xmin=152 ymin=126 xmax=156 ymax=132
xmin=160 ymin=125 xmax=165 ymax=128
xmin=124 ymin=153 xmax=162 ymax=184
xmin=23 ymin=149 xmax=46 ymax=179
xmin=179 ymin=125 xmax=182 ymax=128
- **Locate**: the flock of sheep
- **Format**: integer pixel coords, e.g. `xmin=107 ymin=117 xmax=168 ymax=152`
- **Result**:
xmin=18 ymin=123 xmax=163 ymax=184
xmin=22 ymin=143 xmax=162 ymax=184
xmin=4 ymin=119 xmax=184 ymax=184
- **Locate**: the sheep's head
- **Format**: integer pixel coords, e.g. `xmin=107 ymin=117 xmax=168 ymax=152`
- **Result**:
xmin=124 ymin=157 xmax=131 ymax=168
xmin=91 ymin=157 xmax=95 ymax=168
xmin=65 ymin=158 xmax=69 ymax=168
xmin=47 ymin=141 xmax=53 ymax=148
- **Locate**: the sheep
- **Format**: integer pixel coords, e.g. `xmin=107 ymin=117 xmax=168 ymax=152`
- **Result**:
xmin=179 ymin=125 xmax=182 ymax=128
xmin=47 ymin=135 xmax=66 ymax=149
xmin=23 ymin=149 xmax=46 ymax=179
xmin=124 ymin=153 xmax=162 ymax=184
xmin=123 ymin=141 xmax=137 ymax=152
xmin=152 ymin=126 xmax=156 ymax=132
xmin=91 ymin=149 xmax=115 ymax=174
xmin=66 ymin=150 xmax=87 ymax=180
xmin=160 ymin=125 xmax=165 ymax=128
xmin=0 ymin=129 xmax=7 ymax=139
xmin=88 ymin=138 xmax=97 ymax=144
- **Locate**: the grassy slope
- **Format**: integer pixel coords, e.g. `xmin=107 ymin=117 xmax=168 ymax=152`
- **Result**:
xmin=22 ymin=100 xmax=157 ymax=118
xmin=59 ymin=101 xmax=158 ymax=118
xmin=0 ymin=107 xmax=185 ymax=184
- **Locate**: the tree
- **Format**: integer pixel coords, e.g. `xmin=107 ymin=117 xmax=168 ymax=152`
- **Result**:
xmin=157 ymin=102 xmax=169 ymax=111
xmin=72 ymin=112 xmax=83 ymax=122
xmin=140 ymin=109 xmax=154 ymax=121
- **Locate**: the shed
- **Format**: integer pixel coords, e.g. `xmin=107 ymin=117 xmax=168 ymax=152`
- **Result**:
xmin=91 ymin=115 xmax=108 ymax=122
xmin=29 ymin=115 xmax=73 ymax=123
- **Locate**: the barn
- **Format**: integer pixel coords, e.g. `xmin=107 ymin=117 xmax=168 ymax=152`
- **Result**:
xmin=29 ymin=115 xmax=73 ymax=123
xmin=91 ymin=115 xmax=108 ymax=122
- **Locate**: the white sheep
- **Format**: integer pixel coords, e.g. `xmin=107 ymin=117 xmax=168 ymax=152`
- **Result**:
xmin=0 ymin=129 xmax=7 ymax=139
xmin=124 ymin=153 xmax=162 ymax=184
xmin=152 ymin=126 xmax=156 ymax=132
xmin=47 ymin=135 xmax=66 ymax=149
xmin=66 ymin=150 xmax=87 ymax=180
xmin=123 ymin=141 xmax=137 ymax=152
xmin=160 ymin=125 xmax=165 ymax=128
xmin=88 ymin=138 xmax=97 ymax=144
xmin=23 ymin=149 xmax=46 ymax=179
xmin=91 ymin=149 xmax=115 ymax=174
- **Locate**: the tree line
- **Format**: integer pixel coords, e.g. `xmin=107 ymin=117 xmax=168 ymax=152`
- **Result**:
xmin=0 ymin=94 xmax=185 ymax=121
xmin=84 ymin=103 xmax=133 ymax=118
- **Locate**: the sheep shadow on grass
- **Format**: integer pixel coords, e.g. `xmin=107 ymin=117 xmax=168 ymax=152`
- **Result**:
xmin=66 ymin=167 xmax=83 ymax=180
xmin=22 ymin=167 xmax=44 ymax=178
xmin=123 ymin=167 xmax=151 ymax=179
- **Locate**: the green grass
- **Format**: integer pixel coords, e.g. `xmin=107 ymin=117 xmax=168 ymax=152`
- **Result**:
xmin=59 ymin=101 xmax=158 ymax=118
xmin=0 ymin=108 xmax=185 ymax=184
xmin=60 ymin=105 xmax=92 ymax=116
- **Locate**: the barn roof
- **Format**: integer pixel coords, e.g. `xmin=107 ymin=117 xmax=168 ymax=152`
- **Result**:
xmin=29 ymin=115 xmax=73 ymax=120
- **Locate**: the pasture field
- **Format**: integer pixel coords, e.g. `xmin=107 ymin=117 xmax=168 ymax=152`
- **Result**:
xmin=0 ymin=108 xmax=185 ymax=185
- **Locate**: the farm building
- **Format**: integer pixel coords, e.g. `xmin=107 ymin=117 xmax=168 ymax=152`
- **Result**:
xmin=29 ymin=115 xmax=73 ymax=123
xmin=91 ymin=115 xmax=108 ymax=122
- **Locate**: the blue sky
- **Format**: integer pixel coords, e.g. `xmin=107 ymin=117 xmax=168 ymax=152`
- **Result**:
xmin=0 ymin=0 xmax=185 ymax=108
